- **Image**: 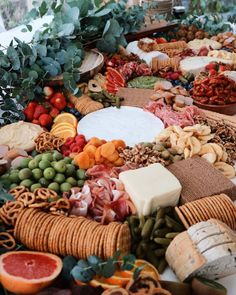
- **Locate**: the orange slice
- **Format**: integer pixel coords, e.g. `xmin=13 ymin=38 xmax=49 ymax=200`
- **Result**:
xmin=104 ymin=271 xmax=131 ymax=287
xmin=128 ymin=259 xmax=160 ymax=281
xmin=51 ymin=122 xmax=74 ymax=131
xmin=51 ymin=128 xmax=77 ymax=140
xmin=89 ymin=278 xmax=120 ymax=289
xmin=54 ymin=113 xmax=78 ymax=128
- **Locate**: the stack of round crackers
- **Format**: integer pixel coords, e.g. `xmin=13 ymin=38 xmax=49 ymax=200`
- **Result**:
xmin=14 ymin=208 xmax=131 ymax=259
xmin=175 ymin=194 xmax=236 ymax=230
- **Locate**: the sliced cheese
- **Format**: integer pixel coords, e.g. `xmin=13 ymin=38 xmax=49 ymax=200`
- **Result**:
xmin=188 ymin=38 xmax=222 ymax=50
xmin=189 ymin=225 xmax=224 ymax=244
xmin=119 ymin=163 xmax=182 ymax=216
xmin=180 ymin=56 xmax=233 ymax=76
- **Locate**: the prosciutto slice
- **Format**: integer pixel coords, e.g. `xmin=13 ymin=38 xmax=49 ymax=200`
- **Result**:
xmin=69 ymin=165 xmax=137 ymax=224
xmin=145 ymin=100 xmax=205 ymax=128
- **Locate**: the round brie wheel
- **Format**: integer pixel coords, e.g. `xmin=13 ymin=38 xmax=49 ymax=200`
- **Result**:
xmin=77 ymin=106 xmax=164 ymax=146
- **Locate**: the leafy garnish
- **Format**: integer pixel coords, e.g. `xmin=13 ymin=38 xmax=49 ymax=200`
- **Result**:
xmin=71 ymin=252 xmax=144 ymax=283
xmin=0 ymin=0 xmax=146 ymax=126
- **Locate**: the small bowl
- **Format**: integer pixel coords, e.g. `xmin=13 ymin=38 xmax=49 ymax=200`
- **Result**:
xmin=194 ymin=101 xmax=236 ymax=115
xmin=47 ymin=49 xmax=104 ymax=86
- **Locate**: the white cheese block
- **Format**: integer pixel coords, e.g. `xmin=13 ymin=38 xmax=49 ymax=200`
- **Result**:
xmin=188 ymin=38 xmax=222 ymax=50
xmin=119 ymin=163 xmax=182 ymax=216
xmin=180 ymin=56 xmax=233 ymax=76
xmin=126 ymin=41 xmax=168 ymax=67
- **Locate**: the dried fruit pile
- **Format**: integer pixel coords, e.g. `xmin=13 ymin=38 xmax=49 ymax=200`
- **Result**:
xmin=191 ymin=74 xmax=236 ymax=105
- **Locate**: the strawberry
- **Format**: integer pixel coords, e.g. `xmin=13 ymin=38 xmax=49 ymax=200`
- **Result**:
xmin=23 ymin=102 xmax=38 ymax=121
xmin=71 ymin=146 xmax=83 ymax=153
xmin=28 ymin=102 xmax=38 ymax=110
xmin=38 ymin=114 xmax=53 ymax=127
xmin=219 ymin=65 xmax=226 ymax=72
xmin=156 ymin=37 xmax=167 ymax=44
xmin=64 ymin=137 xmax=75 ymax=148
xmin=208 ymin=69 xmax=218 ymax=76
xmin=24 ymin=108 xmax=34 ymax=121
xmin=169 ymin=72 xmax=180 ymax=80
xmin=33 ymin=105 xmax=48 ymax=119
xmin=50 ymin=92 xmax=67 ymax=110
xmin=50 ymin=107 xmax=60 ymax=118
xmin=43 ymin=86 xmax=54 ymax=99
xmin=206 ymin=63 xmax=217 ymax=71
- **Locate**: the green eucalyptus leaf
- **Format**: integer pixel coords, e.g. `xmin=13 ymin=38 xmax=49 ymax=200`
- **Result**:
xmin=58 ymin=23 xmax=75 ymax=37
xmin=94 ymin=0 xmax=102 ymax=8
xmin=7 ymin=47 xmax=20 ymax=70
xmin=26 ymin=25 xmax=33 ymax=32
xmin=35 ymin=44 xmax=47 ymax=57
xmin=39 ymin=1 xmax=48 ymax=17
xmin=62 ymin=256 xmax=77 ymax=282
xmin=102 ymin=258 xmax=116 ymax=278
xmin=133 ymin=265 xmax=145 ymax=280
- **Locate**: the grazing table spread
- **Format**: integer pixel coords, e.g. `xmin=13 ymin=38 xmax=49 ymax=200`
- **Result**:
xmin=1 ymin=2 xmax=236 ymax=295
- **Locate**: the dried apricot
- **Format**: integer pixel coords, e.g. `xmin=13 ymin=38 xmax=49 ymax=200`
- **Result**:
xmin=74 ymin=151 xmax=90 ymax=169
xmin=113 ymin=157 xmax=124 ymax=167
xmin=89 ymin=157 xmax=95 ymax=168
xmin=101 ymin=142 xmax=116 ymax=158
xmin=88 ymin=137 xmax=103 ymax=147
xmin=106 ymin=151 xmax=120 ymax=163
xmin=95 ymin=146 xmax=104 ymax=164
xmin=84 ymin=145 xmax=97 ymax=157
xmin=112 ymin=140 xmax=126 ymax=150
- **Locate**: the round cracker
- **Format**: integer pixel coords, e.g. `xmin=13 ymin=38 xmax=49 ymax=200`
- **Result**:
xmin=186 ymin=202 xmax=202 ymax=223
xmin=28 ymin=211 xmax=45 ymax=249
xmin=210 ymin=196 xmax=229 ymax=226
xmin=21 ymin=209 xmax=38 ymax=246
xmin=14 ymin=208 xmax=27 ymax=240
xmin=58 ymin=216 xmax=74 ymax=256
xmin=92 ymin=224 xmax=104 ymax=257
xmin=105 ymin=222 xmax=121 ymax=259
xmin=37 ymin=213 xmax=56 ymax=252
xmin=192 ymin=199 xmax=209 ymax=220
xmin=218 ymin=195 xmax=236 ymax=229
xmin=180 ymin=205 xmax=196 ymax=226
xmin=83 ymin=220 xmax=100 ymax=259
xmin=175 ymin=207 xmax=190 ymax=229
xmin=53 ymin=215 xmax=68 ymax=254
xmin=16 ymin=208 xmax=34 ymax=241
xmin=72 ymin=217 xmax=88 ymax=258
xmin=78 ymin=219 xmax=92 ymax=259
xmin=184 ymin=203 xmax=199 ymax=223
xmin=98 ymin=224 xmax=109 ymax=259
xmin=39 ymin=213 xmax=55 ymax=252
xmin=66 ymin=216 xmax=83 ymax=256
xmin=116 ymin=223 xmax=131 ymax=256
xmin=50 ymin=215 xmax=65 ymax=254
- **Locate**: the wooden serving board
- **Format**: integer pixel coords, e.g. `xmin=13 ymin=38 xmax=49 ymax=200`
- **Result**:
xmin=117 ymin=87 xmax=155 ymax=108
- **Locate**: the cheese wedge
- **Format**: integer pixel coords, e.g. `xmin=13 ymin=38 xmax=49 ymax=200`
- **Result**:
xmin=119 ymin=163 xmax=182 ymax=216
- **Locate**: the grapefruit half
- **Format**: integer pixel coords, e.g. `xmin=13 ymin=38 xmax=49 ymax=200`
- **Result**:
xmin=0 ymin=251 xmax=63 ymax=294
